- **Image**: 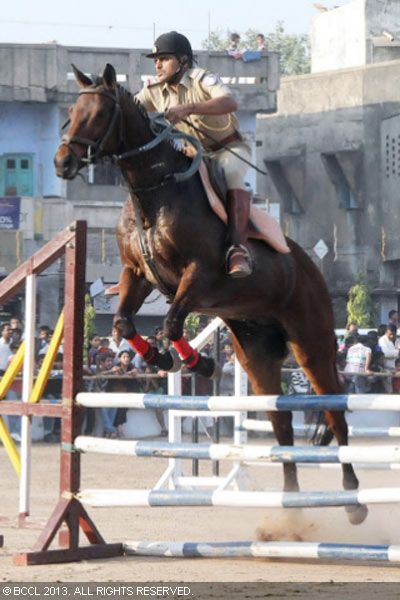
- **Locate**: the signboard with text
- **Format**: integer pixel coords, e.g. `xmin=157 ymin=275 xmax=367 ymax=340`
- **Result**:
xmin=0 ymin=197 xmax=20 ymax=230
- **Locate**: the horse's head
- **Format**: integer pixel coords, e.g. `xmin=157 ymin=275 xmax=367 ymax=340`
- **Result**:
xmin=54 ymin=64 xmax=121 ymax=179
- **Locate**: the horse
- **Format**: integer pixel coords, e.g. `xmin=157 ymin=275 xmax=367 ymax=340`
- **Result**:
xmin=54 ymin=64 xmax=367 ymax=525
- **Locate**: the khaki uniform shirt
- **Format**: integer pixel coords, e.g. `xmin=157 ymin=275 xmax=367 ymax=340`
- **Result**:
xmin=135 ymin=68 xmax=241 ymax=151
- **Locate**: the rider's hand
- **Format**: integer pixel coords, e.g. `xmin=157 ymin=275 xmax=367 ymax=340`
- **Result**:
xmin=165 ymin=104 xmax=193 ymax=124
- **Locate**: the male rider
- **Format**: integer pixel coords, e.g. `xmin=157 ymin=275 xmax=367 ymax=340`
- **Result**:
xmin=136 ymin=31 xmax=289 ymax=278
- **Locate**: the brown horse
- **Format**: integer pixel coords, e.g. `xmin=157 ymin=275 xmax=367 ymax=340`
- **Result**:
xmin=54 ymin=64 xmax=367 ymax=524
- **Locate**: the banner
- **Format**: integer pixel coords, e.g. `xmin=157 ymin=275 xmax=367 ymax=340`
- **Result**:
xmin=0 ymin=196 xmax=20 ymax=230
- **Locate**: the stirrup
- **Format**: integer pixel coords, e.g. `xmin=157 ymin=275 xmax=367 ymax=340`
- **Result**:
xmin=226 ymin=244 xmax=253 ymax=278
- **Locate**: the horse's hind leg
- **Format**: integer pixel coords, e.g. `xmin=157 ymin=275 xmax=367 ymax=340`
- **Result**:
xmin=289 ymin=334 xmax=368 ymax=524
xmin=225 ymin=319 xmax=299 ymax=492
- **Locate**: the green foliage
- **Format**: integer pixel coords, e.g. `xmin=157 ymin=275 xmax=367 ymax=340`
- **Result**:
xmin=346 ymin=276 xmax=374 ymax=328
xmin=184 ymin=313 xmax=201 ymax=339
xmin=83 ymin=293 xmax=96 ymax=364
xmin=201 ymin=22 xmax=310 ymax=76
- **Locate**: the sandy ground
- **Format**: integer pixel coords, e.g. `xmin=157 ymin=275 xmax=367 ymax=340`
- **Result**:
xmin=1 ymin=436 xmax=400 ymax=583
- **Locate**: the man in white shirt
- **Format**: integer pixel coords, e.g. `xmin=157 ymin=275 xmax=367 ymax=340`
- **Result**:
xmin=0 ymin=323 xmax=13 ymax=375
xmin=108 ymin=325 xmax=132 ymax=359
xmin=344 ymin=335 xmax=372 ymax=393
xmin=378 ymin=324 xmax=399 ymax=392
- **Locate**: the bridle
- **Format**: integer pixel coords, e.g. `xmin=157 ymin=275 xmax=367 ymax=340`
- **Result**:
xmin=60 ymin=84 xmax=202 ymax=184
xmin=61 ymin=87 xmax=124 ymax=165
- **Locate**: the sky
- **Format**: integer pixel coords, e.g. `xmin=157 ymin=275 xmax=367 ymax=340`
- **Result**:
xmin=0 ymin=0 xmax=350 ymax=50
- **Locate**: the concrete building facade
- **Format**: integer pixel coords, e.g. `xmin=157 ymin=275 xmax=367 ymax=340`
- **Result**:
xmin=256 ymin=0 xmax=400 ymax=325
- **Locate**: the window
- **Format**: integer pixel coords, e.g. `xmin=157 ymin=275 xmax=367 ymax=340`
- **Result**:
xmin=1 ymin=154 xmax=34 ymax=196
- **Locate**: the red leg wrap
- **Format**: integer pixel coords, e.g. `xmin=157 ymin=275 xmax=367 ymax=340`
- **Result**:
xmin=128 ymin=334 xmax=150 ymax=357
xmin=173 ymin=337 xmax=200 ymax=369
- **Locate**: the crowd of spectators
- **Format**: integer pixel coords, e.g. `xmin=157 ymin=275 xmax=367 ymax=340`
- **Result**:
xmin=3 ymin=307 xmax=400 ymax=443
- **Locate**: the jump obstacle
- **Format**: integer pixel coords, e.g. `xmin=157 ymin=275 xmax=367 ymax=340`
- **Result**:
xmin=2 ymin=221 xmax=400 ymax=566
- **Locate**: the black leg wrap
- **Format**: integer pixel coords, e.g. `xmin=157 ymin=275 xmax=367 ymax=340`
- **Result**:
xmin=189 ymin=355 xmax=219 ymax=379
xmin=145 ymin=347 xmax=178 ymax=372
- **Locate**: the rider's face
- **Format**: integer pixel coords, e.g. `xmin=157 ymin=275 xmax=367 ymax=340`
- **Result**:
xmin=154 ymin=55 xmax=181 ymax=84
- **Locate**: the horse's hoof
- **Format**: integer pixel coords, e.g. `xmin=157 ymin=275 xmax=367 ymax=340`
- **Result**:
xmin=345 ymin=503 xmax=368 ymax=525
xmin=150 ymin=349 xmax=181 ymax=373
xmin=113 ymin=317 xmax=135 ymax=339
xmin=165 ymin=351 xmax=181 ymax=373
xmin=211 ymin=361 xmax=221 ymax=380
xmin=192 ymin=355 xmax=216 ymax=379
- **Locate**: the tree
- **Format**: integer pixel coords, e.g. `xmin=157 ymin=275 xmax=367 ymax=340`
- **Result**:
xmin=184 ymin=313 xmax=201 ymax=340
xmin=83 ymin=293 xmax=96 ymax=364
xmin=201 ymin=22 xmax=310 ymax=76
xmin=346 ymin=276 xmax=375 ymax=328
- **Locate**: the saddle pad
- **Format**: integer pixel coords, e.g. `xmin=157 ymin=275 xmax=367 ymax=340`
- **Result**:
xmin=199 ymin=162 xmax=290 ymax=254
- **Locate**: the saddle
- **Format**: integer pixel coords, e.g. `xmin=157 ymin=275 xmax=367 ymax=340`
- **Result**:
xmin=200 ymin=157 xmax=290 ymax=254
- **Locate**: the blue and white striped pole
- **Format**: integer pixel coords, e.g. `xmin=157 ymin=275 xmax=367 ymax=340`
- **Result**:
xmin=77 ymin=487 xmax=400 ymax=508
xmin=76 ymin=392 xmax=400 ymax=412
xmin=74 ymin=436 xmax=400 ymax=464
xmin=124 ymin=540 xmax=400 ymax=562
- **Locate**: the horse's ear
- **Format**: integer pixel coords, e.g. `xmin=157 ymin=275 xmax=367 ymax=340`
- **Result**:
xmin=102 ymin=64 xmax=117 ymax=90
xmin=71 ymin=64 xmax=93 ymax=88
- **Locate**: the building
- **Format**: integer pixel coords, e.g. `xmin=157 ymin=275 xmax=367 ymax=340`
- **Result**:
xmin=0 ymin=43 xmax=279 ymax=332
xmin=256 ymin=0 xmax=400 ymax=324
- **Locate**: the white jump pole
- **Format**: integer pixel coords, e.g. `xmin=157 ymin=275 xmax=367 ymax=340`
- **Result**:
xmin=19 ymin=273 xmax=36 ymax=521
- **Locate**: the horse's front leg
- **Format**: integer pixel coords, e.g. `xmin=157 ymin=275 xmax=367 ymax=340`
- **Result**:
xmin=163 ymin=262 xmax=220 ymax=379
xmin=113 ymin=267 xmax=180 ymax=372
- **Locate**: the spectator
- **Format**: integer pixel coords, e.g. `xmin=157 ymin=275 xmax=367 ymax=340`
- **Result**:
xmin=369 ymin=350 xmax=386 ymax=393
xmin=377 ymin=323 xmax=387 ymax=338
xmin=288 ymin=369 xmax=310 ymax=395
xmin=221 ymin=341 xmax=234 ymax=366
xmin=10 ymin=316 xmax=22 ymax=331
xmin=36 ymin=325 xmax=52 ymax=359
xmin=220 ymin=353 xmax=235 ymax=396
xmin=88 ymin=334 xmax=102 ymax=367
xmin=110 ymin=349 xmax=137 ymax=377
xmin=6 ymin=340 xmax=22 ymax=441
xmin=153 ymin=326 xmax=165 ymax=351
xmin=345 ymin=322 xmax=359 ymax=338
xmin=10 ymin=316 xmax=23 ymax=342
xmin=0 ymin=323 xmax=13 ymax=375
xmin=226 ymin=32 xmax=242 ymax=58
xmin=108 ymin=325 xmax=131 ymax=357
xmin=344 ymin=335 xmax=372 ymax=393
xmin=366 ymin=330 xmax=380 ymax=354
xmin=108 ymin=349 xmax=138 ymax=438
xmin=88 ymin=353 xmax=115 ymax=437
xmin=256 ymin=33 xmax=267 ymax=51
xmin=378 ymin=324 xmax=399 ymax=392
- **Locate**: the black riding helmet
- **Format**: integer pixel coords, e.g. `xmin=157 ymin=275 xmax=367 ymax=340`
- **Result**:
xmin=146 ymin=31 xmax=193 ymax=63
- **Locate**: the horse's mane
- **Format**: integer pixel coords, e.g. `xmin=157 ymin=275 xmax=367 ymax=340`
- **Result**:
xmin=88 ymin=76 xmax=190 ymax=160
xmin=91 ymin=76 xmax=150 ymax=123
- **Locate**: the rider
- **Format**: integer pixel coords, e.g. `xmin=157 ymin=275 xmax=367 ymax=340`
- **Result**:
xmin=136 ymin=30 xmax=288 ymax=278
